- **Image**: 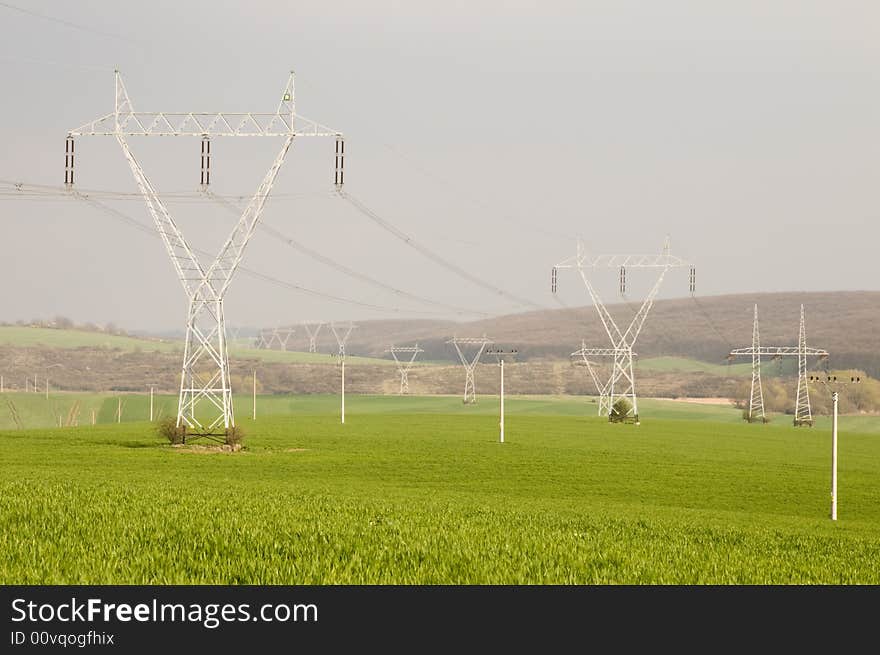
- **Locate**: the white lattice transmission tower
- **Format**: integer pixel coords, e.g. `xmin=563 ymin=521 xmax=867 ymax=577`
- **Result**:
xmin=447 ymin=336 xmax=493 ymax=404
xmin=728 ymin=304 xmax=828 ymax=426
xmin=571 ymin=342 xmax=637 ymax=417
xmin=66 ymin=70 xmax=343 ymax=436
xmin=386 ymin=345 xmax=424 ymax=394
xmin=302 ymin=322 xmax=324 ymax=353
xmin=554 ymin=237 xmax=693 ymax=423
xmin=330 ymin=322 xmax=357 ymax=362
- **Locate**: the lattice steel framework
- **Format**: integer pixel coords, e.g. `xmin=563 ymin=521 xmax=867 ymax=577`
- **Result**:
xmin=302 ymin=322 xmax=324 ymax=353
xmin=448 ymin=336 xmax=493 ymax=404
xmin=728 ymin=305 xmax=828 ymax=426
xmin=554 ymin=237 xmax=693 ymax=422
xmin=386 ymin=345 xmax=424 ymax=394
xmin=330 ymin=322 xmax=357 ymax=362
xmin=571 ymin=341 xmax=639 ymax=417
xmin=67 ymin=70 xmax=342 ymax=436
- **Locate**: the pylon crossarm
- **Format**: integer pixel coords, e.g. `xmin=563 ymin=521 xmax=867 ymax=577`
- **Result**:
xmin=729 ymin=347 xmax=829 ymax=357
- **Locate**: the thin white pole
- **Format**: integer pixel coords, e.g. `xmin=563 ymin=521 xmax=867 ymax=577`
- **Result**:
xmin=1 ymin=375 xmax=4 ymax=393
xmin=341 ymin=359 xmax=346 ymax=424
xmin=91 ymin=408 xmax=96 ymax=425
xmin=46 ymin=378 xmax=49 ymax=400
xmin=252 ymin=370 xmax=256 ymax=421
xmin=831 ymin=391 xmax=838 ymax=521
xmin=150 ymin=386 xmax=154 ymax=422
xmin=117 ymin=396 xmax=121 ymax=424
xmin=500 ymin=358 xmax=505 ymax=443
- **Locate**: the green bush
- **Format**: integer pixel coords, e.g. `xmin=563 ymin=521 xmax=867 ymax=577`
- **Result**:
xmin=225 ymin=425 xmax=246 ymax=447
xmin=609 ymin=398 xmax=633 ymax=423
xmin=156 ymin=417 xmax=185 ymax=445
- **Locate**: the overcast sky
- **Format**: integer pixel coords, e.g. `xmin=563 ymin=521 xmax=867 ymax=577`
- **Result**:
xmin=0 ymin=1 xmax=877 ymax=332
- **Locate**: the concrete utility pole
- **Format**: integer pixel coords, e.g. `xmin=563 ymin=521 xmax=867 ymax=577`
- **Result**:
xmin=330 ymin=323 xmax=356 ymax=424
xmin=487 ymin=348 xmax=518 ymax=443
xmin=252 ymin=370 xmax=257 ymax=421
xmin=809 ymin=375 xmax=861 ymax=521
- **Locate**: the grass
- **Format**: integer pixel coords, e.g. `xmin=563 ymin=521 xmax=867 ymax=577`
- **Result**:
xmin=0 ymin=326 xmax=177 ymax=352
xmin=636 ymin=356 xmax=751 ymax=377
xmin=1 ymin=394 xmax=879 ymax=584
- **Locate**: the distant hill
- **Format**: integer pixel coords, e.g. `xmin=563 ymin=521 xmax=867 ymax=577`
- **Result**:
xmin=336 ymin=291 xmax=880 ymax=375
xmin=0 ymin=291 xmax=880 ymax=380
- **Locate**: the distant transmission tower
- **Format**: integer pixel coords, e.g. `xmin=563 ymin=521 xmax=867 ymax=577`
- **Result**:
xmin=554 ymin=237 xmax=693 ymax=422
xmin=302 ymin=322 xmax=324 ymax=353
xmin=728 ymin=304 xmax=828 ymax=426
xmin=330 ymin=322 xmax=357 ymax=361
xmin=386 ymin=345 xmax=424 ymax=394
xmin=745 ymin=304 xmax=766 ymax=423
xmin=570 ymin=341 xmax=635 ymax=417
xmin=67 ymin=70 xmax=342 ymax=436
xmin=447 ymin=336 xmax=492 ymax=404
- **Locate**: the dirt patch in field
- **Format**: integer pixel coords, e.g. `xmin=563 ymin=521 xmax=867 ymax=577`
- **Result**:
xmin=171 ymin=443 xmax=246 ymax=454
xmin=284 ymin=448 xmax=309 ymax=453
xmin=655 ymin=397 xmax=735 ymax=405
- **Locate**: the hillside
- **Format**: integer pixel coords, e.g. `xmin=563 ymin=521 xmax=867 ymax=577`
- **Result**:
xmin=0 ymin=291 xmax=877 ymax=398
xmin=336 ymin=291 xmax=880 ymax=375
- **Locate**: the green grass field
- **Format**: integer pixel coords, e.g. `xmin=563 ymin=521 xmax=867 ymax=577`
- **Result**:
xmin=636 ymin=356 xmax=752 ymax=377
xmin=0 ymin=326 xmax=178 ymax=352
xmin=1 ymin=394 xmax=878 ymax=584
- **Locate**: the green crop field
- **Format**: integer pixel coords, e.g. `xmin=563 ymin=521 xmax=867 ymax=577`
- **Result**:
xmin=636 ymin=356 xmax=752 ymax=377
xmin=1 ymin=394 xmax=879 ymax=584
xmin=0 ymin=326 xmax=178 ymax=352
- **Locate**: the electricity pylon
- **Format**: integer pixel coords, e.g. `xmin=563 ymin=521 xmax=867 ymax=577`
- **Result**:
xmin=554 ymin=237 xmax=693 ymax=422
xmin=330 ymin=322 xmax=357 ymax=362
xmin=386 ymin=345 xmax=424 ymax=394
xmin=448 ymin=336 xmax=492 ymax=404
xmin=571 ymin=342 xmax=637 ymax=417
xmin=302 ymin=322 xmax=324 ymax=353
xmin=728 ymin=305 xmax=828 ymax=426
xmin=261 ymin=326 xmax=294 ymax=350
xmin=67 ymin=70 xmax=342 ymax=436
xmin=745 ymin=304 xmax=766 ymax=423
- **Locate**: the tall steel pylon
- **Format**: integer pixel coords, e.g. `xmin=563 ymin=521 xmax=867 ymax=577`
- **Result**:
xmin=448 ymin=336 xmax=492 ymax=404
xmin=387 ymin=345 xmax=424 ymax=394
xmin=302 ymin=322 xmax=324 ymax=353
xmin=747 ymin=304 xmax=766 ymax=423
xmin=554 ymin=237 xmax=693 ymax=422
xmin=794 ymin=304 xmax=814 ymax=426
xmin=571 ymin=342 xmax=637 ymax=417
xmin=67 ymin=70 xmax=343 ymax=436
xmin=330 ymin=322 xmax=357 ymax=362
xmin=728 ymin=304 xmax=828 ymax=426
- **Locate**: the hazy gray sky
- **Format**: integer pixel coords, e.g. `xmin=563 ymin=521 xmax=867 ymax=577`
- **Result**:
xmin=1 ymin=1 xmax=877 ymax=331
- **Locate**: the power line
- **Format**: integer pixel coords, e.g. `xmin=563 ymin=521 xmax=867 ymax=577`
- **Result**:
xmin=71 ymin=191 xmax=467 ymax=317
xmin=204 ymin=189 xmax=490 ymax=317
xmin=337 ymin=189 xmax=545 ymax=311
xmin=0 ymin=2 xmax=142 ymax=45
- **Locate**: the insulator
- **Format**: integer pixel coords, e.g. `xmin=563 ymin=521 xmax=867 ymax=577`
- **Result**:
xmin=619 ymin=266 xmax=626 ymax=296
xmin=200 ymin=137 xmax=211 ymax=186
xmin=551 ymin=267 xmax=558 ymax=294
xmin=334 ymin=137 xmax=345 ymax=187
xmin=64 ymin=137 xmax=75 ymax=186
